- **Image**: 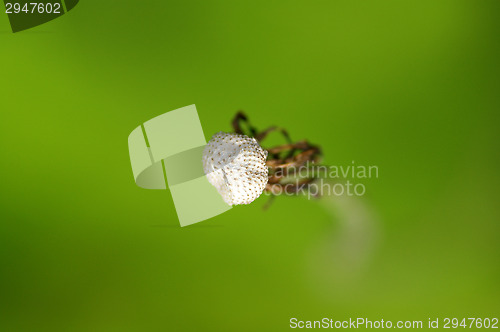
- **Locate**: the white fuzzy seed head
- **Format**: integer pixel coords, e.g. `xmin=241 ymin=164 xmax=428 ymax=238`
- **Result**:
xmin=202 ymin=132 xmax=269 ymax=206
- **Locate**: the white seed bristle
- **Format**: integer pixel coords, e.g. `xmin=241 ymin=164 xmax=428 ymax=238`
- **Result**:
xmin=202 ymin=132 xmax=269 ymax=206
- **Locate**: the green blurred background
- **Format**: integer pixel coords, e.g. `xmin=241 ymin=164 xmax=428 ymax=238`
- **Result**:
xmin=1 ymin=1 xmax=499 ymax=331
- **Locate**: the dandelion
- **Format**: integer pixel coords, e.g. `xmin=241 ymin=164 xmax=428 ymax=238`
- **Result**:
xmin=203 ymin=132 xmax=269 ymax=205
xmin=203 ymin=112 xmax=323 ymax=207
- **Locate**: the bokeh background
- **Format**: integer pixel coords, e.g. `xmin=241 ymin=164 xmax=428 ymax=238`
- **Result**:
xmin=1 ymin=1 xmax=499 ymax=331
